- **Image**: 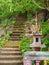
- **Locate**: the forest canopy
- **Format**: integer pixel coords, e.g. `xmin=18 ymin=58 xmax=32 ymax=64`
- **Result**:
xmin=0 ymin=0 xmax=46 ymax=19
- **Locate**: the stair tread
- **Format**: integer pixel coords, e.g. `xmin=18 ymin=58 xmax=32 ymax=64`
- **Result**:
xmin=13 ymin=28 xmax=24 ymax=29
xmin=10 ymin=33 xmax=23 ymax=35
xmin=10 ymin=36 xmax=22 ymax=37
xmin=0 ymin=51 xmax=21 ymax=53
xmin=9 ymin=39 xmax=20 ymax=40
xmin=0 ymin=55 xmax=22 ymax=58
xmin=3 ymin=46 xmax=20 ymax=48
xmin=9 ymin=37 xmax=21 ymax=40
xmin=0 ymin=48 xmax=20 ymax=50
xmin=13 ymin=30 xmax=24 ymax=32
xmin=12 ymin=31 xmax=24 ymax=33
xmin=12 ymin=32 xmax=24 ymax=34
xmin=0 ymin=60 xmax=22 ymax=63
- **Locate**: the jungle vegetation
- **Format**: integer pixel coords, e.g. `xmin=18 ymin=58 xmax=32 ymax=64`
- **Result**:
xmin=0 ymin=0 xmax=49 ymax=50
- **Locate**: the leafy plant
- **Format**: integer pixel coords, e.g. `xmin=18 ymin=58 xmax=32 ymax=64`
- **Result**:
xmin=0 ymin=0 xmax=45 ymax=19
xmin=0 ymin=31 xmax=12 ymax=48
xmin=0 ymin=35 xmax=4 ymax=48
xmin=0 ymin=19 xmax=16 ymax=47
xmin=27 ymin=13 xmax=33 ymax=20
xmin=20 ymin=35 xmax=33 ymax=54
xmin=41 ymin=21 xmax=49 ymax=50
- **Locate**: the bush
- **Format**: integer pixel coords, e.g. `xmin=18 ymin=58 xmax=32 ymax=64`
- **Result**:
xmin=20 ymin=35 xmax=33 ymax=54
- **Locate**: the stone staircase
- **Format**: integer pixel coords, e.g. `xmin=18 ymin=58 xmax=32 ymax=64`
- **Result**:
xmin=0 ymin=46 xmax=23 ymax=65
xmin=9 ymin=22 xmax=25 ymax=41
xmin=0 ymin=15 xmax=27 ymax=65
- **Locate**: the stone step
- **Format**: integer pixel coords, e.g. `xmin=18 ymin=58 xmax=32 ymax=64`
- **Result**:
xmin=0 ymin=51 xmax=21 ymax=53
xmin=14 ymin=25 xmax=25 ymax=27
xmin=9 ymin=37 xmax=22 ymax=39
xmin=15 ymin=23 xmax=25 ymax=25
xmin=0 ymin=60 xmax=22 ymax=63
xmin=0 ymin=48 xmax=20 ymax=51
xmin=10 ymin=34 xmax=22 ymax=37
xmin=13 ymin=28 xmax=24 ymax=30
xmin=13 ymin=30 xmax=24 ymax=32
xmin=0 ymin=55 xmax=22 ymax=60
xmin=12 ymin=30 xmax=24 ymax=33
xmin=12 ymin=32 xmax=24 ymax=33
xmin=10 ymin=33 xmax=23 ymax=36
xmin=9 ymin=39 xmax=21 ymax=41
xmin=3 ymin=46 xmax=20 ymax=48
xmin=4 ymin=41 xmax=20 ymax=47
xmin=9 ymin=38 xmax=22 ymax=40
xmin=0 ymin=63 xmax=23 ymax=65
xmin=10 ymin=35 xmax=22 ymax=37
xmin=0 ymin=51 xmax=21 ymax=55
xmin=9 ymin=38 xmax=21 ymax=40
xmin=10 ymin=36 xmax=22 ymax=38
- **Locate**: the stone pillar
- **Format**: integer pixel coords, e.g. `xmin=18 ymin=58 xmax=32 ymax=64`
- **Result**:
xmin=24 ymin=59 xmax=32 ymax=65
xmin=36 ymin=60 xmax=40 ymax=65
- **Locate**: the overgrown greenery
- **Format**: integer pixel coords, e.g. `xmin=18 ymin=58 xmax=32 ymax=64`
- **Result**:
xmin=20 ymin=35 xmax=33 ymax=54
xmin=0 ymin=0 xmax=45 ymax=19
xmin=41 ymin=21 xmax=49 ymax=49
xmin=0 ymin=19 xmax=16 ymax=47
xmin=20 ymin=21 xmax=49 ymax=54
xmin=0 ymin=0 xmax=49 ymax=50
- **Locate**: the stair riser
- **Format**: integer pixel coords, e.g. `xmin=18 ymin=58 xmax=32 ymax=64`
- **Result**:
xmin=13 ymin=30 xmax=24 ymax=32
xmin=14 ymin=25 xmax=25 ymax=27
xmin=0 ymin=57 xmax=22 ymax=60
xmin=0 ymin=50 xmax=20 ymax=51
xmin=10 ymin=36 xmax=22 ymax=38
xmin=14 ymin=26 xmax=24 ymax=28
xmin=10 ymin=33 xmax=23 ymax=36
xmin=0 ymin=53 xmax=22 ymax=55
xmin=9 ymin=37 xmax=23 ymax=39
xmin=0 ymin=63 xmax=23 ymax=65
xmin=0 ymin=49 xmax=20 ymax=51
xmin=9 ymin=39 xmax=21 ymax=41
xmin=3 ymin=46 xmax=20 ymax=48
xmin=12 ymin=32 xmax=24 ymax=33
xmin=3 ymin=46 xmax=20 ymax=49
xmin=13 ymin=28 xmax=24 ymax=30
xmin=10 ymin=34 xmax=22 ymax=36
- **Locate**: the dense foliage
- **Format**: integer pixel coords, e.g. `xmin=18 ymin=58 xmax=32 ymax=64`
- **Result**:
xmin=20 ymin=21 xmax=49 ymax=54
xmin=0 ymin=0 xmax=49 ymax=50
xmin=41 ymin=21 xmax=49 ymax=48
xmin=0 ymin=0 xmax=45 ymax=19
xmin=0 ymin=20 xmax=16 ymax=47
xmin=20 ymin=35 xmax=33 ymax=54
